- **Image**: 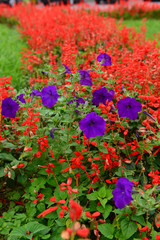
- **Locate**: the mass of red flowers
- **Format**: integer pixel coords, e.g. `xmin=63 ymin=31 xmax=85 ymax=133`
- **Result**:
xmin=0 ymin=2 xmax=160 ymax=240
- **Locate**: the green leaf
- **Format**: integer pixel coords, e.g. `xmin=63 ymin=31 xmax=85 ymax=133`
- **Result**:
xmin=97 ymin=205 xmax=104 ymax=213
xmin=55 ymin=218 xmax=66 ymax=226
xmin=0 ymin=153 xmax=17 ymax=162
xmin=9 ymin=226 xmax=27 ymax=238
xmin=26 ymin=205 xmax=36 ymax=218
xmin=51 ymin=226 xmax=64 ymax=240
xmin=99 ymin=146 xmax=108 ymax=154
xmin=0 ymin=167 xmax=6 ymax=177
xmin=41 ymin=234 xmax=51 ymax=239
xmin=100 ymin=198 xmax=108 ymax=208
xmin=87 ymin=191 xmax=98 ymax=200
xmin=98 ymin=223 xmax=114 ymax=239
xmin=1 ymin=141 xmax=16 ymax=149
xmin=131 ymin=215 xmax=146 ymax=226
xmin=27 ymin=221 xmax=50 ymax=235
xmin=37 ymin=203 xmax=45 ymax=212
xmin=121 ymin=219 xmax=138 ymax=239
xmin=98 ymin=186 xmax=107 ymax=198
xmin=103 ymin=204 xmax=112 ymax=219
xmin=17 ymin=174 xmax=27 ymax=186
xmin=105 ymin=189 xmax=113 ymax=200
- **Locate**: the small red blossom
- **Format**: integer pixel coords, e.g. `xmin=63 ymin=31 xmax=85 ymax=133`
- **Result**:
xmin=140 ymin=226 xmax=149 ymax=231
xmin=69 ymin=199 xmax=82 ymax=221
xmin=37 ymin=206 xmax=59 ymax=218
xmin=76 ymin=228 xmax=90 ymax=237
xmin=17 ymin=163 xmax=25 ymax=168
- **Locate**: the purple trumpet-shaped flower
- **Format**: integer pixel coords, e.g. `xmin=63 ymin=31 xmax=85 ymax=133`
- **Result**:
xmin=68 ymin=96 xmax=85 ymax=114
xmin=97 ymin=53 xmax=112 ymax=66
xmin=61 ymin=64 xmax=72 ymax=75
xmin=30 ymin=89 xmax=42 ymax=102
xmin=50 ymin=128 xmax=61 ymax=139
xmin=109 ymin=104 xmax=116 ymax=113
xmin=68 ymin=96 xmax=85 ymax=107
xmin=143 ymin=111 xmax=156 ymax=122
xmin=74 ymin=96 xmax=85 ymax=108
xmin=41 ymin=70 xmax=49 ymax=75
xmin=117 ymin=97 xmax=142 ymax=120
xmin=92 ymin=87 xmax=114 ymax=106
xmin=17 ymin=94 xmax=26 ymax=104
xmin=121 ymin=86 xmax=126 ymax=93
xmin=1 ymin=97 xmax=20 ymax=119
xmin=41 ymin=85 xmax=60 ymax=108
xmin=79 ymin=112 xmax=105 ymax=139
xmin=78 ymin=70 xmax=92 ymax=87
xmin=108 ymin=119 xmax=115 ymax=125
xmin=112 ymin=178 xmax=134 ymax=209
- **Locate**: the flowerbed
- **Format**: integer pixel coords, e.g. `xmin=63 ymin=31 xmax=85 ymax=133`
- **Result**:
xmin=0 ymin=3 xmax=160 ymax=240
xmin=98 ymin=2 xmax=160 ymax=19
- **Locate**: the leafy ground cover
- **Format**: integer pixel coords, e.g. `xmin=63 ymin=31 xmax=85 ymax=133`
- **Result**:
xmin=0 ymin=24 xmax=27 ymax=90
xmin=0 ymin=3 xmax=160 ymax=240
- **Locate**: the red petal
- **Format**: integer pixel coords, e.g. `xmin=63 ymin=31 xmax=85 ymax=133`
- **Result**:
xmin=59 ymin=210 xmax=65 ymax=218
xmin=76 ymin=228 xmax=90 ymax=237
xmin=92 ymin=212 xmax=101 ymax=218
xmin=85 ymin=212 xmax=91 ymax=218
xmin=58 ymin=199 xmax=66 ymax=204
xmin=67 ymin=178 xmax=72 ymax=185
xmin=72 ymin=188 xmax=78 ymax=193
xmin=37 ymin=206 xmax=59 ymax=218
xmin=50 ymin=196 xmax=56 ymax=202
xmin=33 ymin=199 xmax=39 ymax=204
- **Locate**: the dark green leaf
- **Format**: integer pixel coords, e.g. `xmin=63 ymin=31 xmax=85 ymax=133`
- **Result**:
xmin=121 ymin=219 xmax=137 ymax=239
xmin=98 ymin=223 xmax=114 ymax=239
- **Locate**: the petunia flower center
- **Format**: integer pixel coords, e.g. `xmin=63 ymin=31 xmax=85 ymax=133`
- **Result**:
xmin=89 ymin=120 xmax=95 ymax=126
xmin=127 ymin=104 xmax=131 ymax=109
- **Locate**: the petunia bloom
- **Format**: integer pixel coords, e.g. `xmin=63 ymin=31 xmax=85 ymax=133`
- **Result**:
xmin=112 ymin=177 xmax=134 ymax=209
xmin=117 ymin=97 xmax=142 ymax=120
xmin=78 ymin=70 xmax=92 ymax=86
xmin=17 ymin=94 xmax=26 ymax=104
xmin=97 ymin=53 xmax=112 ymax=66
xmin=92 ymin=87 xmax=114 ymax=106
xmin=68 ymin=96 xmax=85 ymax=108
xmin=30 ymin=89 xmax=42 ymax=102
xmin=143 ymin=110 xmax=156 ymax=122
xmin=79 ymin=112 xmax=105 ymax=139
xmin=50 ymin=128 xmax=61 ymax=139
xmin=1 ymin=97 xmax=20 ymax=119
xmin=41 ymin=85 xmax=60 ymax=108
xmin=62 ymin=64 xmax=72 ymax=75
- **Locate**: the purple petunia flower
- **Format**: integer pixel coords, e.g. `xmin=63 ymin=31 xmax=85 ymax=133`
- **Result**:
xmin=50 ymin=128 xmax=61 ymax=139
xmin=143 ymin=110 xmax=156 ymax=122
xmin=122 ymin=86 xmax=126 ymax=93
xmin=30 ymin=89 xmax=42 ymax=102
xmin=79 ymin=112 xmax=105 ymax=139
xmin=17 ymin=94 xmax=26 ymax=104
xmin=97 ymin=53 xmax=112 ymax=66
xmin=61 ymin=64 xmax=72 ymax=75
xmin=78 ymin=70 xmax=92 ymax=87
xmin=68 ymin=96 xmax=85 ymax=114
xmin=112 ymin=178 xmax=134 ymax=209
xmin=109 ymin=104 xmax=116 ymax=113
xmin=41 ymin=85 xmax=60 ymax=108
xmin=92 ymin=87 xmax=114 ymax=106
xmin=117 ymin=97 xmax=142 ymax=120
xmin=41 ymin=70 xmax=49 ymax=75
xmin=1 ymin=97 xmax=20 ymax=119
